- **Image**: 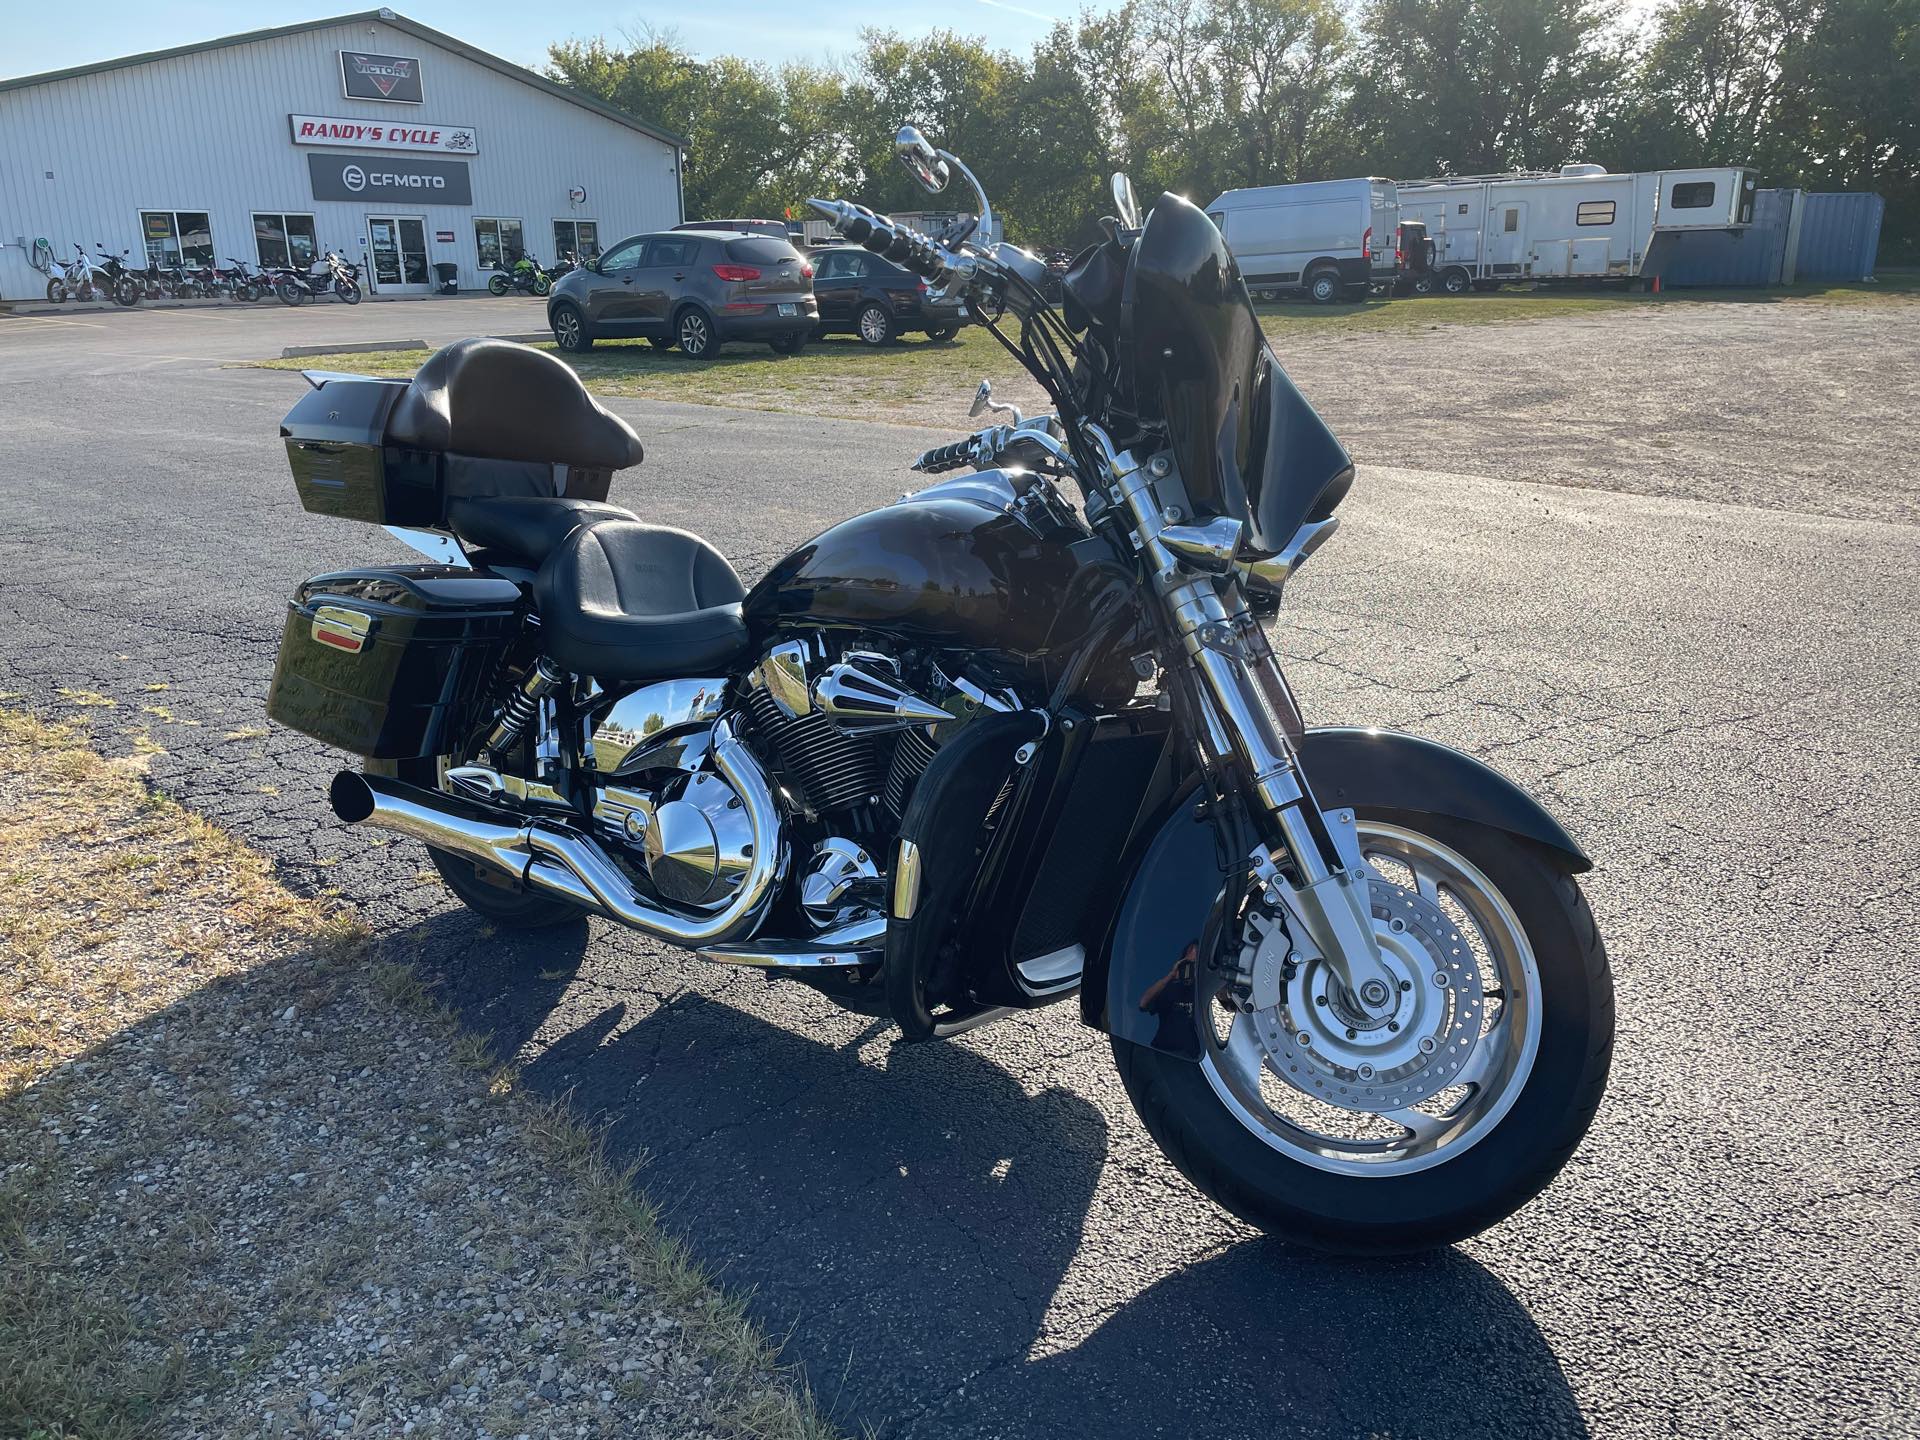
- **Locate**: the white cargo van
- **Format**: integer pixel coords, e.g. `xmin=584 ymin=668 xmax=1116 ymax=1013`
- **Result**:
xmin=1205 ymin=178 xmax=1400 ymax=302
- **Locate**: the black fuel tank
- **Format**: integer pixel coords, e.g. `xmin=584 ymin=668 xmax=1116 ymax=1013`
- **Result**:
xmin=744 ymin=489 xmax=1087 ymax=659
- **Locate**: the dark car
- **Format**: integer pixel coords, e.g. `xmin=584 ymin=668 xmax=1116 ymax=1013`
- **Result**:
xmin=809 ymin=246 xmax=968 ymax=345
xmin=545 ymin=232 xmax=817 ymax=357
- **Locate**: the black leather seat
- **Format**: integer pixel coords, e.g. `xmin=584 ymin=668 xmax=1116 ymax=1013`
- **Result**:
xmin=387 ymin=337 xmax=644 ymax=470
xmin=534 ymin=521 xmax=750 ymax=682
xmin=445 ymin=496 xmax=636 ymax=566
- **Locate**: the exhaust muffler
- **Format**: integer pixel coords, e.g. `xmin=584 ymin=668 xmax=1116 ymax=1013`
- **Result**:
xmin=329 ymin=722 xmax=779 ymax=947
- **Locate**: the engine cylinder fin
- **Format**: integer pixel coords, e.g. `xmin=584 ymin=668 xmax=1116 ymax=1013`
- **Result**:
xmin=745 ymin=684 xmax=883 ymax=814
xmin=883 ymin=725 xmax=940 ymax=818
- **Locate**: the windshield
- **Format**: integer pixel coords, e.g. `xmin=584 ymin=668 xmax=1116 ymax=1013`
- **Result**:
xmin=1122 ymin=191 xmax=1353 ymax=555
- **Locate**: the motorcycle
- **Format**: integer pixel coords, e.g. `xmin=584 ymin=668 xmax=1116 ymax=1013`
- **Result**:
xmin=273 ymin=251 xmax=360 ymax=305
xmin=488 ymin=252 xmax=551 ymax=297
xmin=43 ymin=244 xmax=115 ymax=304
xmin=89 ymin=245 xmax=142 ymax=306
xmin=266 ymin=125 xmax=1613 ymax=1253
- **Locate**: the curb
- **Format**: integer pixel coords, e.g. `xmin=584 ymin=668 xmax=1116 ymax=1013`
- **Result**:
xmin=492 ymin=331 xmax=550 ymax=343
xmin=280 ymin=339 xmax=425 ymax=358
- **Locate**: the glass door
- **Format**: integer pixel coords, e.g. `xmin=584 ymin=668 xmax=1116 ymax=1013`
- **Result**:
xmin=364 ymin=215 xmax=431 ymax=294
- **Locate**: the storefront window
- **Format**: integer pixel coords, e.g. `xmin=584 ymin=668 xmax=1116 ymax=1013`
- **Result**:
xmin=254 ymin=213 xmax=317 ymax=269
xmin=474 ymin=217 xmax=524 ymax=270
xmin=141 ymin=211 xmax=213 ymax=267
xmin=554 ymin=219 xmax=599 ymax=261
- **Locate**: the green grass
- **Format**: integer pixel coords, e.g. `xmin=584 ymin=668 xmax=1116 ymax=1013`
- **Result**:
xmin=251 ymin=270 xmax=1915 ymax=421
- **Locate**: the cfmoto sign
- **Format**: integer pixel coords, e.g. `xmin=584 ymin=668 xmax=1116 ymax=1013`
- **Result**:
xmin=307 ymin=153 xmax=472 ymax=205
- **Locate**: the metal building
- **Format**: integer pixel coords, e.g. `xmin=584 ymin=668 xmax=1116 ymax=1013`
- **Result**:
xmin=1658 ymin=189 xmax=1885 ymax=287
xmin=0 ymin=9 xmax=684 ymax=301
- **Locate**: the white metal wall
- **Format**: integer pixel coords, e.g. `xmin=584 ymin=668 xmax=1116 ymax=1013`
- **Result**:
xmin=0 ymin=18 xmax=682 ymax=300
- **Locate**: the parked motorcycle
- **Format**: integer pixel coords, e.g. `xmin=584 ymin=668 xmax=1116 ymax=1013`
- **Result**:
xmin=219 ymin=258 xmax=267 ymax=303
xmin=488 ymin=251 xmax=551 ymax=296
xmin=43 ymin=244 xmax=114 ymax=304
xmin=275 ymin=250 xmax=362 ymax=305
xmin=266 ymin=125 xmax=1613 ymax=1253
xmin=89 ymin=245 xmax=142 ymax=306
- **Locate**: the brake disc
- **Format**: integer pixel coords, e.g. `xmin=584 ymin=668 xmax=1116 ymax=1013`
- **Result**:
xmin=1244 ymin=877 xmax=1486 ymax=1113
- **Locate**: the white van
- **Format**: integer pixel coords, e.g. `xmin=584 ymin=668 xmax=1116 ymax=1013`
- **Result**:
xmin=1206 ymin=178 xmax=1400 ymax=302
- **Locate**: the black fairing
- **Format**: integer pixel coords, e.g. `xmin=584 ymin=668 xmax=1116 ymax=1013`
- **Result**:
xmin=1122 ymin=191 xmax=1355 ymax=555
xmin=744 ymin=491 xmax=1098 ymax=662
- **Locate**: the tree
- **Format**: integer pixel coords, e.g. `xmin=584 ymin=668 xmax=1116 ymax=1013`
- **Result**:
xmin=1348 ymin=0 xmax=1626 ymax=175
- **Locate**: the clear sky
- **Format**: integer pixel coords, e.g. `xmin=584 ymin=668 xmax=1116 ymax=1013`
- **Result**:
xmin=5 ymin=0 xmax=1067 ymax=81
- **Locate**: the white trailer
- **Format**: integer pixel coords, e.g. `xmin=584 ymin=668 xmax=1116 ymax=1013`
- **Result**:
xmin=1397 ymin=165 xmax=1758 ymax=290
xmin=1204 ymin=178 xmax=1401 ymax=301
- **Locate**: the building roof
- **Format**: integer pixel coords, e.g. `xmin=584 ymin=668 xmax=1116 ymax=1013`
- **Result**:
xmin=0 ymin=9 xmax=685 ymax=148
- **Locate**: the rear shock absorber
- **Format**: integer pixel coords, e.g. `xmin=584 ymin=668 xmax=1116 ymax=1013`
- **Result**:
xmin=485 ymin=656 xmax=566 ymax=758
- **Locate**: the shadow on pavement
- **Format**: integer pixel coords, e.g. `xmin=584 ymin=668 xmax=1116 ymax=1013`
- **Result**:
xmin=395 ymin=907 xmax=1587 ymax=1439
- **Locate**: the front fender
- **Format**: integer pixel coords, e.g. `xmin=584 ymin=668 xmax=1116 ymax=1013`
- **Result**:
xmin=1086 ymin=727 xmax=1591 ymax=1056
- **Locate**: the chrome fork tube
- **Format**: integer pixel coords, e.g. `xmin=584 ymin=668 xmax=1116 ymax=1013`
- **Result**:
xmin=1106 ymin=444 xmax=1393 ymax=1002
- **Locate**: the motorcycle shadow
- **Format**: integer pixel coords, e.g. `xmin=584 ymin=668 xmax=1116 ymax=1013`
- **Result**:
xmin=395 ymin=909 xmax=1585 ymax=1439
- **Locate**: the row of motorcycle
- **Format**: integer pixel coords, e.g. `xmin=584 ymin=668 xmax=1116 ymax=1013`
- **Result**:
xmin=40 ymin=243 xmax=363 ymax=307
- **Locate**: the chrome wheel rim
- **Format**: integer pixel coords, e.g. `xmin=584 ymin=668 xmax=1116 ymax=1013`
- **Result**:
xmin=555 ymin=309 xmax=581 ymax=346
xmin=681 ymin=314 xmax=708 ymax=353
xmin=1199 ymin=822 xmax=1542 ymax=1177
xmin=859 ymin=307 xmax=887 ymax=344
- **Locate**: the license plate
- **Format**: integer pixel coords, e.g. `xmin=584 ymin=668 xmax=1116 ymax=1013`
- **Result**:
xmin=778 ymin=303 xmax=797 ymax=316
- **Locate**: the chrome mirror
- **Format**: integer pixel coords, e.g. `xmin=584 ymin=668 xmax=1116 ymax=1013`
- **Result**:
xmin=1111 ymin=172 xmax=1142 ymax=229
xmin=969 ymin=379 xmax=993 ymax=418
xmin=895 ymin=126 xmax=951 ymax=195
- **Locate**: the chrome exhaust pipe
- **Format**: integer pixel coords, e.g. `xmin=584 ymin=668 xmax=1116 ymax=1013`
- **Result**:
xmin=329 ymin=722 xmax=780 ymax=947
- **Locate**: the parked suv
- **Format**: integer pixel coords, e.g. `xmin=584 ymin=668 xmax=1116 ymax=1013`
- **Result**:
xmin=809 ymin=246 xmax=968 ymax=345
xmin=545 ymin=232 xmax=817 ymax=357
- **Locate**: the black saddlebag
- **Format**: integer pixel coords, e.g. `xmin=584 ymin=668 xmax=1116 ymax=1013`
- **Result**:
xmin=267 ymin=566 xmax=522 ymax=759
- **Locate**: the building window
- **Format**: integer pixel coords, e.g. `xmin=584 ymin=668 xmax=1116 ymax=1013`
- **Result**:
xmin=474 ymin=217 xmax=524 ymax=270
xmin=554 ymin=219 xmax=600 ymax=261
xmin=141 ymin=210 xmax=212 ymax=267
xmin=253 ymin=213 xmax=317 ymax=269
xmin=1502 ymin=209 xmax=1519 ymax=233
xmin=1576 ymin=201 xmax=1616 ymax=226
xmin=1670 ymin=181 xmax=1716 ymax=210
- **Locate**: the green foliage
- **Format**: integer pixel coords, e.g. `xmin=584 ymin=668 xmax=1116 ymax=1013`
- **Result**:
xmin=544 ymin=0 xmax=1917 ymax=253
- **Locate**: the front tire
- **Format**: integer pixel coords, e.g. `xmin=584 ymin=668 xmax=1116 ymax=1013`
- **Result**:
xmin=114 ymin=277 xmax=139 ymax=307
xmin=1115 ymin=812 xmax=1612 ymax=1254
xmin=550 ymin=302 xmax=593 ymax=352
xmin=532 ymin=274 xmax=551 ymax=297
xmin=276 ymin=279 xmax=304 ymax=306
xmin=336 ymin=280 xmax=361 ymax=304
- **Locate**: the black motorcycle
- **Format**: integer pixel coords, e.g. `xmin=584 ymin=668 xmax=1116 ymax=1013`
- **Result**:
xmin=266 ymin=125 xmax=1612 ymax=1253
xmin=91 ymin=245 xmax=142 ymax=306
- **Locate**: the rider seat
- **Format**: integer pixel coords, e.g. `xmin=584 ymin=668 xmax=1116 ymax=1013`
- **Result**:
xmin=533 ymin=521 xmax=750 ymax=682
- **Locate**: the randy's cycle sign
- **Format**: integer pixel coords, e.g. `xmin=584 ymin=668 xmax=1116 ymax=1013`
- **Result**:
xmin=340 ymin=50 xmax=424 ymax=104
xmin=307 ymin=152 xmax=472 ymax=205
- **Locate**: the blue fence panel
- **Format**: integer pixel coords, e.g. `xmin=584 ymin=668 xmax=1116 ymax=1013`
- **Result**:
xmin=1793 ymin=192 xmax=1884 ymax=281
xmin=1660 ymin=188 xmax=1793 ymax=287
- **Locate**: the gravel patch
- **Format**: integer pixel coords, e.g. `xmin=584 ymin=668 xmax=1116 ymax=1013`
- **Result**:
xmin=0 ymin=708 xmax=833 ymax=1440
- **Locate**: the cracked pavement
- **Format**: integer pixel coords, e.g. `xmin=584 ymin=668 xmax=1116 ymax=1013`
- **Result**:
xmin=1 ymin=302 xmax=1916 ymax=1439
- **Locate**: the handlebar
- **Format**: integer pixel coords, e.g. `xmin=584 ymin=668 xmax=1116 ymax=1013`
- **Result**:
xmin=806 ymin=198 xmax=957 ymax=285
xmin=912 ymin=437 xmax=976 ymax=474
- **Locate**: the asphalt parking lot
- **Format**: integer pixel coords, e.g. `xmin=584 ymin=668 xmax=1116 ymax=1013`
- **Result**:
xmin=1 ymin=296 xmax=1915 ymax=1439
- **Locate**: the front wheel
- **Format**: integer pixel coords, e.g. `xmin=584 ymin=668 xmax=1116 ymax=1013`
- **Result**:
xmin=1306 ymin=269 xmax=1341 ymax=304
xmin=1116 ymin=811 xmax=1612 ymax=1254
xmin=114 ymin=277 xmax=140 ymax=307
xmin=487 ymin=273 xmax=511 ymax=296
xmin=335 ymin=280 xmax=362 ymax=304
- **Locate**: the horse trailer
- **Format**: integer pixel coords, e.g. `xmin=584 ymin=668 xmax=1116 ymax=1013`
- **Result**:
xmin=1397 ymin=165 xmax=1759 ymax=288
xmin=1204 ymin=178 xmax=1400 ymax=301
